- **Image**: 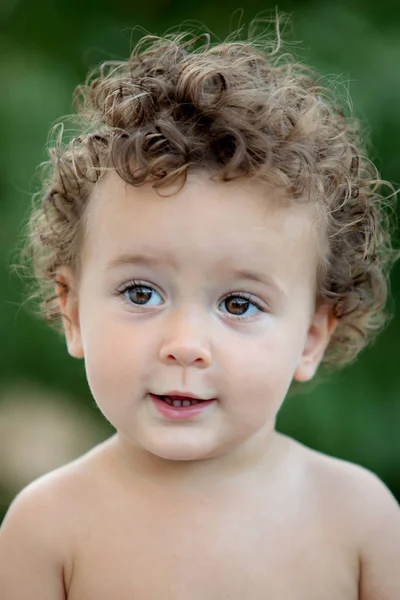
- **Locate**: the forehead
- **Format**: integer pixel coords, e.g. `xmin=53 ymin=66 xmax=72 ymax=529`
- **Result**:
xmin=83 ymin=170 xmax=321 ymax=279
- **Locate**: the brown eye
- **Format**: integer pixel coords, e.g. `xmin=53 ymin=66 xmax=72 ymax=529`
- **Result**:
xmin=126 ymin=286 xmax=152 ymax=304
xmin=220 ymin=293 xmax=265 ymax=320
xmin=116 ymin=280 xmax=163 ymax=308
xmin=224 ymin=296 xmax=250 ymax=315
xmin=121 ymin=284 xmax=164 ymax=307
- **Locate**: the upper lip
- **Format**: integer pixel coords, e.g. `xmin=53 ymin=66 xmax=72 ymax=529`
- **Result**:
xmin=154 ymin=390 xmax=215 ymax=401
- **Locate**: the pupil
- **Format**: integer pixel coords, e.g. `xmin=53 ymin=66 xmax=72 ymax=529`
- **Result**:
xmin=227 ymin=297 xmax=248 ymax=315
xmin=129 ymin=287 xmax=151 ymax=304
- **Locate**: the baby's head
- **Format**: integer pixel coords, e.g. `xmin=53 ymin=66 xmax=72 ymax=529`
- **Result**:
xmin=20 ymin=26 xmax=397 ymax=461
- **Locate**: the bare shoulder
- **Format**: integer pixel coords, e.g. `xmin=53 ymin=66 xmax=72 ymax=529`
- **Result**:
xmin=4 ymin=434 xmax=117 ymax=528
xmin=0 ymin=437 xmax=114 ymax=600
xmin=285 ymin=435 xmax=399 ymax=515
xmin=283 ymin=435 xmax=400 ymax=599
xmin=5 ymin=434 xmax=109 ymax=504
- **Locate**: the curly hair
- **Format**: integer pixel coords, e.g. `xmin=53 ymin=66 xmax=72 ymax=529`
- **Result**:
xmin=18 ymin=22 xmax=398 ymax=369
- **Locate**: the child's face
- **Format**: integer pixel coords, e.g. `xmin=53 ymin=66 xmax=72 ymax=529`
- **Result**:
xmin=59 ymin=170 xmax=334 ymax=463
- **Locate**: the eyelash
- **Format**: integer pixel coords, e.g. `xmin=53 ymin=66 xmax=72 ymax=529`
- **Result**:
xmin=114 ymin=279 xmax=267 ymax=321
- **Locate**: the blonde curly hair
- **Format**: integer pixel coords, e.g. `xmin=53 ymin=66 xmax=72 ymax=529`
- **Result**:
xmin=19 ymin=22 xmax=398 ymax=369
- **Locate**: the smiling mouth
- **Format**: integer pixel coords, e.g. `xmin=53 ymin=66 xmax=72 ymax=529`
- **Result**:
xmin=157 ymin=395 xmax=206 ymax=407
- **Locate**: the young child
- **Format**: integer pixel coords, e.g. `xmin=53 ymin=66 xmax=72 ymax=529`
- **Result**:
xmin=1 ymin=20 xmax=399 ymax=600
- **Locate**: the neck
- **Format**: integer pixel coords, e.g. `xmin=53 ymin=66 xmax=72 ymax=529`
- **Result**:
xmin=110 ymin=427 xmax=289 ymax=493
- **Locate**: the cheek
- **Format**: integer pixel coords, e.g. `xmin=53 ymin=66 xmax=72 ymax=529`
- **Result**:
xmin=220 ymin=326 xmax=303 ymax=414
xmin=80 ymin=311 xmax=151 ymax=407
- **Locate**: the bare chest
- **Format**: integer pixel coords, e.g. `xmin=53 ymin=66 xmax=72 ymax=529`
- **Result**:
xmin=66 ymin=494 xmax=358 ymax=600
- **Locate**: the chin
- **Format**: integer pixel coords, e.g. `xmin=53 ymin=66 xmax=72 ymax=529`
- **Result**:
xmin=149 ymin=444 xmax=213 ymax=462
xmin=141 ymin=434 xmax=219 ymax=462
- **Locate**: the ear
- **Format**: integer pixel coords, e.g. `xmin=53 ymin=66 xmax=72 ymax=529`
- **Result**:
xmin=55 ymin=267 xmax=84 ymax=359
xmin=294 ymin=307 xmax=337 ymax=382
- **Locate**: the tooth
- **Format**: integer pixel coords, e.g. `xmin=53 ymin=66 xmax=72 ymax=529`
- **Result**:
xmin=182 ymin=400 xmax=191 ymax=406
xmin=158 ymin=396 xmax=172 ymax=405
xmin=172 ymin=400 xmax=182 ymax=407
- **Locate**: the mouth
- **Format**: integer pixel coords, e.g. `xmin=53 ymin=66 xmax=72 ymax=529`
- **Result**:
xmin=156 ymin=395 xmax=211 ymax=407
xmin=149 ymin=393 xmax=216 ymax=420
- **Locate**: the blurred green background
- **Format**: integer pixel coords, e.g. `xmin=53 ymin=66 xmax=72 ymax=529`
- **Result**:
xmin=1 ymin=0 xmax=399 ymax=521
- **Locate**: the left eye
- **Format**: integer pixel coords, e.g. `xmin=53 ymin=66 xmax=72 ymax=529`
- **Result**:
xmin=219 ymin=294 xmax=263 ymax=318
xmin=122 ymin=284 xmax=163 ymax=307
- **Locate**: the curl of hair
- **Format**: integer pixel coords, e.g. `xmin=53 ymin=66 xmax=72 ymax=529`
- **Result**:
xmin=18 ymin=22 xmax=398 ymax=369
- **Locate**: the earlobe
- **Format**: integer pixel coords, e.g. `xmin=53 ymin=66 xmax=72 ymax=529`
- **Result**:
xmin=56 ymin=267 xmax=84 ymax=359
xmin=294 ymin=308 xmax=337 ymax=383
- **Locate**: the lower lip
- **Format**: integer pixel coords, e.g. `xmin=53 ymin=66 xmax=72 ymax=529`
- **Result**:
xmin=149 ymin=394 xmax=216 ymax=420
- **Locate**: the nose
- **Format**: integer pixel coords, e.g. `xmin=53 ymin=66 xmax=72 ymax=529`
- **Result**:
xmin=158 ymin=309 xmax=212 ymax=368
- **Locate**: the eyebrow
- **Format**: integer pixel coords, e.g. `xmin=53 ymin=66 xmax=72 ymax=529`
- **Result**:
xmin=105 ymin=253 xmax=286 ymax=298
xmin=232 ymin=268 xmax=286 ymax=297
xmin=105 ymin=253 xmax=178 ymax=271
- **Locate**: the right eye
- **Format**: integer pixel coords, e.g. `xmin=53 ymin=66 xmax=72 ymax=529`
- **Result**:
xmin=116 ymin=281 xmax=163 ymax=307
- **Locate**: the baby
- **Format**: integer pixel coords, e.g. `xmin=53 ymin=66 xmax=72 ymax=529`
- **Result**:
xmin=1 ymin=21 xmax=399 ymax=600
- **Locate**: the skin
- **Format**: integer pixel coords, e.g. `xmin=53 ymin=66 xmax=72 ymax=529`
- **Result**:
xmin=0 ymin=170 xmax=399 ymax=599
